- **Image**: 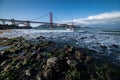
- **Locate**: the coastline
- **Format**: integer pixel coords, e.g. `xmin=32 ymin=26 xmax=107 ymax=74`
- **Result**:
xmin=0 ymin=29 xmax=11 ymax=34
xmin=0 ymin=35 xmax=120 ymax=80
xmin=0 ymin=29 xmax=120 ymax=80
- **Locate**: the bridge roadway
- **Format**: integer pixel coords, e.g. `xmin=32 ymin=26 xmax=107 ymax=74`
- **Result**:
xmin=0 ymin=19 xmax=62 ymax=25
xmin=0 ymin=19 xmax=50 ymax=24
xmin=0 ymin=18 xmax=73 ymax=29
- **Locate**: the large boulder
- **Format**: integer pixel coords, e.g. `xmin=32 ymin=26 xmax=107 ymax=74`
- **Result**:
xmin=74 ymin=50 xmax=86 ymax=60
xmin=43 ymin=57 xmax=68 ymax=80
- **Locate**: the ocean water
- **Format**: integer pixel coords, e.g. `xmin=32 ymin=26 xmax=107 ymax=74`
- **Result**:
xmin=0 ymin=27 xmax=120 ymax=64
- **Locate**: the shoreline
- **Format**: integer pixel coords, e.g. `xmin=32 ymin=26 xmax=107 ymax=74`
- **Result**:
xmin=0 ymin=29 xmax=11 ymax=34
xmin=0 ymin=36 xmax=120 ymax=80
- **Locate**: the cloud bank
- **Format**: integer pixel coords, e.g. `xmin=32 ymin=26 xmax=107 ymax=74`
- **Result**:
xmin=63 ymin=11 xmax=120 ymax=25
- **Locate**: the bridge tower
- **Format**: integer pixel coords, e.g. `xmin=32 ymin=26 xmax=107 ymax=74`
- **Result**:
xmin=25 ymin=21 xmax=30 ymax=27
xmin=11 ymin=19 xmax=15 ymax=25
xmin=50 ymin=12 xmax=53 ymax=28
xmin=71 ymin=22 xmax=74 ymax=28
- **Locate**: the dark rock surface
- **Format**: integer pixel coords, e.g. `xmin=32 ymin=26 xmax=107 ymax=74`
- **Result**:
xmin=0 ymin=36 xmax=120 ymax=80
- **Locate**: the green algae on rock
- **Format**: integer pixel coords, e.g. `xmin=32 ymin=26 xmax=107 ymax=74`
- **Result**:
xmin=0 ymin=36 xmax=120 ymax=80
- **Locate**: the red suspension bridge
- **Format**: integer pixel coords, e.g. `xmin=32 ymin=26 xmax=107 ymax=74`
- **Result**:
xmin=0 ymin=12 xmax=74 ymax=28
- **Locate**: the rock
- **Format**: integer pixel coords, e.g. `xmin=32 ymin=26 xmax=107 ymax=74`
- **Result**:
xmin=81 ymin=37 xmax=87 ymax=40
xmin=23 ymin=58 xmax=28 ymax=65
xmin=46 ymin=57 xmax=60 ymax=69
xmin=26 ymin=35 xmax=30 ymax=36
xmin=36 ymin=74 xmax=42 ymax=80
xmin=85 ymin=56 xmax=93 ymax=63
xmin=100 ymin=44 xmax=107 ymax=49
xmin=36 ymin=54 xmax=43 ymax=60
xmin=91 ymin=36 xmax=94 ymax=38
xmin=67 ymin=46 xmax=73 ymax=52
xmin=15 ymin=62 xmax=22 ymax=68
xmin=67 ymin=59 xmax=73 ymax=65
xmin=4 ymin=64 xmax=12 ymax=71
xmin=36 ymin=36 xmax=45 ymax=42
xmin=30 ymin=53 xmax=37 ymax=59
xmin=0 ymin=36 xmax=120 ymax=80
xmin=65 ymin=69 xmax=81 ymax=80
xmin=67 ymin=59 xmax=77 ymax=69
xmin=36 ymin=36 xmax=45 ymax=39
xmin=0 ymin=50 xmax=11 ymax=55
xmin=0 ymin=55 xmax=10 ymax=63
xmin=74 ymin=50 xmax=86 ymax=60
xmin=25 ymin=69 xmax=31 ymax=76
xmin=25 ymin=68 xmax=39 ymax=79
xmin=43 ymin=69 xmax=53 ymax=79
xmin=0 ymin=60 xmax=9 ymax=66
xmin=22 ymin=42 xmax=31 ymax=49
xmin=112 ymin=44 xmax=118 ymax=48
xmin=37 ymin=47 xmax=44 ymax=52
xmin=96 ymin=42 xmax=101 ymax=45
xmin=64 ymin=45 xmax=74 ymax=55
xmin=43 ymin=57 xmax=68 ymax=79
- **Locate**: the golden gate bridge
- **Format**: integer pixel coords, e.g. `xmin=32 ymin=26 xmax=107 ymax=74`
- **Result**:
xmin=0 ymin=12 xmax=74 ymax=28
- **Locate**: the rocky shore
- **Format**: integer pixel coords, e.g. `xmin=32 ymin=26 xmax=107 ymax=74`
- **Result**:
xmin=0 ymin=36 xmax=120 ymax=80
xmin=0 ymin=30 xmax=11 ymax=34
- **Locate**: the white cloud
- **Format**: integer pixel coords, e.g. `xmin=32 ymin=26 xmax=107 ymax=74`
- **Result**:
xmin=63 ymin=11 xmax=120 ymax=25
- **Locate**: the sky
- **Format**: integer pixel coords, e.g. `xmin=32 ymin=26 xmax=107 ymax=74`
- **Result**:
xmin=0 ymin=0 xmax=120 ymax=27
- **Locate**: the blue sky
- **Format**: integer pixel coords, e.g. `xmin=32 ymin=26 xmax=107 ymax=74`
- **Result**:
xmin=0 ymin=0 xmax=120 ymax=27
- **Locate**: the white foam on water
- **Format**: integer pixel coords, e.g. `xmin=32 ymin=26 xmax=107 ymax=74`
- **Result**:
xmin=0 ymin=29 xmax=120 ymax=54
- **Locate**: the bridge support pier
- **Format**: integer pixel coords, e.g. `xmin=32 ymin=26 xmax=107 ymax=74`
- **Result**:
xmin=11 ymin=19 xmax=15 ymax=25
xmin=25 ymin=21 xmax=30 ymax=27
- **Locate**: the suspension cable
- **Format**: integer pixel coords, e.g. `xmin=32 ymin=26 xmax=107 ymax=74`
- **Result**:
xmin=31 ymin=13 xmax=49 ymax=20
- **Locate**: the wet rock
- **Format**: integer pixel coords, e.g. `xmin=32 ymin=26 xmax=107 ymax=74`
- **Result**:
xmin=0 ymin=37 xmax=8 ymax=41
xmin=15 ymin=62 xmax=22 ymax=68
xmin=30 ymin=53 xmax=38 ymax=59
xmin=45 ymin=57 xmax=60 ymax=70
xmin=65 ymin=69 xmax=81 ymax=80
xmin=85 ymin=56 xmax=93 ymax=63
xmin=36 ymin=74 xmax=42 ymax=80
xmin=81 ymin=37 xmax=87 ymax=40
xmin=67 ymin=59 xmax=78 ymax=69
xmin=0 ymin=60 xmax=8 ymax=66
xmin=36 ymin=36 xmax=46 ymax=42
xmin=4 ymin=64 xmax=12 ymax=71
xmin=36 ymin=54 xmax=43 ymax=60
xmin=75 ymin=50 xmax=81 ymax=59
xmin=0 ymin=55 xmax=10 ymax=63
xmin=44 ymin=68 xmax=55 ymax=80
xmin=0 ymin=36 xmax=120 ymax=80
xmin=112 ymin=44 xmax=118 ymax=48
xmin=90 ymin=36 xmax=94 ymax=38
xmin=37 ymin=47 xmax=44 ymax=52
xmin=64 ymin=45 xmax=74 ymax=55
xmin=0 ymin=50 xmax=11 ymax=55
xmin=44 ymin=57 xmax=68 ymax=79
xmin=26 ymin=35 xmax=30 ymax=36
xmin=36 ymin=36 xmax=45 ymax=40
xmin=96 ymin=42 xmax=101 ymax=45
xmin=100 ymin=44 xmax=107 ymax=49
xmin=74 ymin=50 xmax=86 ymax=60
xmin=67 ymin=46 xmax=73 ymax=52
xmin=25 ymin=69 xmax=31 ymax=76
xmin=22 ymin=42 xmax=31 ymax=49
xmin=23 ymin=58 xmax=28 ymax=65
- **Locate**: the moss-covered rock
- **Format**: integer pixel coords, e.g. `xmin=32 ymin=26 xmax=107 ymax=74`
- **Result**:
xmin=0 ymin=36 xmax=120 ymax=80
